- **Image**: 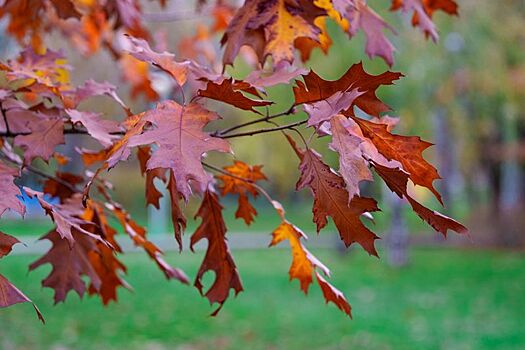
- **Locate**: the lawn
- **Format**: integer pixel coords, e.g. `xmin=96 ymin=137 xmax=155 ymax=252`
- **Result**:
xmin=1 ymin=247 xmax=524 ymax=350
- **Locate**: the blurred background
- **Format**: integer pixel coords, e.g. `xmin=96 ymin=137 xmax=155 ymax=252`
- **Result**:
xmin=0 ymin=0 xmax=524 ymax=349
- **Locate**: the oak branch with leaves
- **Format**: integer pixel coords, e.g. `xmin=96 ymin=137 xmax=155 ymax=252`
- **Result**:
xmin=0 ymin=0 xmax=466 ymax=321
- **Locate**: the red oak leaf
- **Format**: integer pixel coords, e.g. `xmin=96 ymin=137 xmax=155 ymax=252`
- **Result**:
xmin=127 ymin=101 xmax=231 ymax=200
xmin=293 ymin=146 xmax=380 ymax=256
xmin=0 ymin=162 xmax=25 ymax=218
xmin=294 ymin=63 xmax=403 ymax=117
xmin=198 ymin=78 xmax=272 ymax=113
xmin=350 ymin=116 xmax=443 ymax=204
xmin=191 ymin=190 xmax=243 ymax=315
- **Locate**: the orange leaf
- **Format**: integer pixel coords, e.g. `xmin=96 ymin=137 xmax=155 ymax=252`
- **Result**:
xmin=270 ymin=221 xmax=351 ymax=317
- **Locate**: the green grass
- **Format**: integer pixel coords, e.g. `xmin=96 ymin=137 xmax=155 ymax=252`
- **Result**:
xmin=1 ymin=248 xmax=524 ymax=349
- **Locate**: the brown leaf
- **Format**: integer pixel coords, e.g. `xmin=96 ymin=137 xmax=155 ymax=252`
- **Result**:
xmin=294 ymin=63 xmax=403 ymax=117
xmin=198 ymin=78 xmax=272 ymax=113
xmin=0 ymin=162 xmax=25 ymax=218
xmin=295 ymin=148 xmax=380 ymax=256
xmin=109 ymin=202 xmax=188 ymax=283
xmin=0 ymin=232 xmax=21 ymax=258
xmin=30 ymin=229 xmax=102 ymax=303
xmin=167 ymin=170 xmax=186 ymax=251
xmin=371 ymin=162 xmax=467 ymax=236
xmin=221 ymin=0 xmax=324 ymax=65
xmin=304 ymin=89 xmax=363 ymax=127
xmin=66 ymin=109 xmax=121 ymax=147
xmin=0 ymin=274 xmax=44 ymax=323
xmin=330 ymin=116 xmax=373 ymax=201
xmin=390 ymin=0 xmax=458 ymax=41
xmin=315 ymin=272 xmax=352 ymax=316
xmin=26 ymin=189 xmax=107 ymax=247
xmin=43 ymin=172 xmax=84 ymax=202
xmin=127 ymin=101 xmax=231 ymax=200
xmin=191 ymin=190 xmax=242 ymax=315
xmin=14 ymin=118 xmax=64 ymax=163
xmin=350 ymin=116 xmax=443 ymax=204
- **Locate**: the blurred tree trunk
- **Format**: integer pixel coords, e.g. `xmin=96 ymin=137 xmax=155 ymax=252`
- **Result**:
xmin=498 ymin=104 xmax=524 ymax=245
xmin=433 ymin=108 xmax=464 ymax=213
xmin=385 ymin=188 xmax=409 ymax=267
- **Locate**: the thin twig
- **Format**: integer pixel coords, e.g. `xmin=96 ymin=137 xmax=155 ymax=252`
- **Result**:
xmin=219 ymin=120 xmax=307 ymax=139
xmin=217 ymin=105 xmax=296 ymax=136
xmin=0 ymin=128 xmax=125 ymax=138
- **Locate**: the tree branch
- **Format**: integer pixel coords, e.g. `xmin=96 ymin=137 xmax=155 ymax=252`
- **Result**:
xmin=217 ymin=105 xmax=296 ymax=136
xmin=219 ymin=120 xmax=307 ymax=139
xmin=0 ymin=119 xmax=306 ymax=140
xmin=0 ymin=129 xmax=125 ymax=138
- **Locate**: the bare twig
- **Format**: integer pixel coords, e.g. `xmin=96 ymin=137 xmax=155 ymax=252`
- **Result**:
xmin=219 ymin=119 xmax=307 ymax=139
xmin=217 ymin=105 xmax=296 ymax=136
xmin=0 ymin=128 xmax=125 ymax=138
xmin=1 ymin=119 xmax=306 ymax=140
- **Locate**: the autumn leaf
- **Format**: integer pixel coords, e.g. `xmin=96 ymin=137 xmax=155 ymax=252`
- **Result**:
xmin=391 ymin=0 xmax=458 ymax=41
xmin=221 ymin=0 xmax=324 ymax=65
xmin=0 ymin=231 xmax=44 ymax=322
xmin=371 ymin=161 xmax=467 ymax=236
xmin=330 ymin=115 xmax=373 ymax=201
xmin=119 ymin=54 xmax=159 ymax=102
xmin=167 ymin=170 xmax=187 ymax=251
xmin=0 ymin=274 xmax=45 ymax=323
xmin=304 ymin=89 xmax=363 ymax=127
xmin=244 ymin=63 xmax=307 ymax=90
xmin=293 ymin=146 xmax=380 ymax=256
xmin=43 ymin=172 xmax=84 ymax=202
xmin=0 ymin=232 xmax=21 ymax=258
xmin=30 ymin=229 xmax=101 ymax=304
xmin=198 ymin=78 xmax=272 ymax=113
xmin=125 ymin=35 xmax=190 ymax=86
xmin=63 ymin=79 xmax=129 ymax=115
xmin=350 ymin=116 xmax=443 ymax=204
xmin=14 ymin=118 xmax=65 ymax=163
xmin=0 ymin=162 xmax=25 ymax=218
xmin=66 ymin=109 xmax=121 ymax=147
xmin=191 ymin=190 xmax=243 ymax=315
xmin=127 ymin=100 xmax=231 ymax=200
xmin=108 ymin=202 xmax=188 ymax=283
xmin=217 ymin=160 xmax=267 ymax=225
xmin=25 ymin=189 xmax=108 ymax=247
xmin=294 ymin=63 xmax=403 ymax=117
xmin=270 ymin=221 xmax=351 ymax=317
